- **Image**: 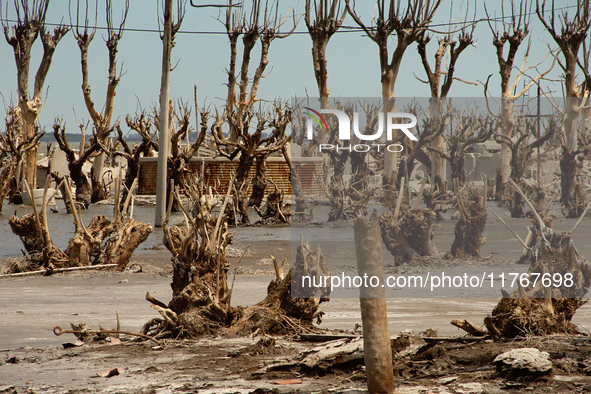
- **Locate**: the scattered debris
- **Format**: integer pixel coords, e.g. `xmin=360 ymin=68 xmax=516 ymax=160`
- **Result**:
xmin=53 ymin=324 xmax=159 ymax=344
xmin=271 ymin=379 xmax=302 ymax=385
xmin=493 ymin=348 xmax=552 ymax=380
xmin=96 ymin=367 xmax=125 ymax=378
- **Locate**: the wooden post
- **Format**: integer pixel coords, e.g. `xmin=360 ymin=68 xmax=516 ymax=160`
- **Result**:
xmin=354 ymin=216 xmax=395 ymax=394
xmin=155 ymin=0 xmax=173 ymax=227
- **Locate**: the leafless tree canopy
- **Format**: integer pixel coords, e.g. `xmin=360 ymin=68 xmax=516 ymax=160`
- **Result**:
xmin=305 ymin=0 xmax=346 ymax=98
xmin=346 ymin=0 xmax=443 ymax=97
xmin=2 ymin=0 xmax=68 ymax=187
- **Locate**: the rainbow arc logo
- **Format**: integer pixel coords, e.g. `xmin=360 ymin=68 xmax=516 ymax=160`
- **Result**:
xmin=303 ymin=107 xmax=328 ymax=133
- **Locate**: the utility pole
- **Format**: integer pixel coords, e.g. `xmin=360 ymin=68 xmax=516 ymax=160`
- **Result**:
xmin=155 ymin=0 xmax=173 ymax=227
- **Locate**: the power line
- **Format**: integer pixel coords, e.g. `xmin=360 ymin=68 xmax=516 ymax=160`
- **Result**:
xmin=0 ymin=3 xmax=580 ymax=37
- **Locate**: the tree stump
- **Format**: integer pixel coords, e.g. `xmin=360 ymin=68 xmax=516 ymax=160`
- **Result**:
xmin=448 ymin=189 xmax=487 ymax=259
xmin=146 ymin=194 xmax=329 ymax=338
xmin=485 ymin=180 xmax=591 ymax=338
xmin=379 ymin=208 xmax=439 ymax=265
xmin=254 ymin=186 xmax=291 ymax=225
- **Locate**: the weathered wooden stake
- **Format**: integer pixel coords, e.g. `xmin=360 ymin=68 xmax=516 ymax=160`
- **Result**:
xmin=354 ymin=216 xmax=395 ymax=394
xmin=155 ymin=0 xmax=173 ymax=227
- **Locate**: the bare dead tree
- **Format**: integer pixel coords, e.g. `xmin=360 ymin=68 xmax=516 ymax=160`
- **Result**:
xmin=1 ymin=0 xmax=69 ymax=188
xmin=427 ymin=108 xmax=495 ymax=189
xmin=305 ymin=0 xmax=346 ymax=97
xmin=150 ymin=103 xmax=207 ymax=208
xmin=346 ymin=0 xmax=442 ymax=187
xmin=396 ymin=101 xmax=448 ymax=185
xmin=0 ymin=107 xmax=43 ymax=209
xmin=305 ymin=0 xmax=346 ymax=144
xmin=212 ymin=0 xmax=295 ymax=225
xmin=212 ymin=105 xmax=291 ymax=225
xmin=537 ymin=0 xmax=591 ymax=217
xmin=316 ymin=102 xmax=378 ymax=222
xmin=52 ymin=119 xmax=101 ymax=207
xmin=70 ymin=0 xmax=129 ymax=203
xmin=416 ymin=6 xmax=475 ymax=194
xmin=485 ymin=1 xmax=555 ymax=200
xmin=113 ymin=114 xmax=158 ymax=210
xmin=493 ymin=114 xmax=557 ymax=217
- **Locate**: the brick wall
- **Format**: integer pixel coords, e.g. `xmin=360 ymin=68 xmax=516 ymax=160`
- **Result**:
xmin=138 ymin=156 xmax=324 ymax=196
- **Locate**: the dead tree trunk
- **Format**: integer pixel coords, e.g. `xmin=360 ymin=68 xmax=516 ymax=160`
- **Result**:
xmin=416 ymin=13 xmax=475 ymax=194
xmin=447 ymin=182 xmax=487 ymax=259
xmin=537 ymin=1 xmax=591 ymax=217
xmin=494 ymin=116 xmax=556 ymax=217
xmin=379 ymin=179 xmax=438 ymax=264
xmin=0 ymin=108 xmax=43 ymax=210
xmin=484 ymin=180 xmax=591 ymax=338
xmin=291 ymin=165 xmax=314 ymax=222
xmin=230 ymin=239 xmax=329 ymax=336
xmin=354 ymin=215 xmax=395 ymax=394
xmin=8 ymin=177 xmax=68 ymax=272
xmin=144 ymin=186 xmax=328 ymax=338
xmin=213 ymin=105 xmax=291 ymax=225
xmin=254 ymin=182 xmax=291 ymax=225
xmin=305 ymin=0 xmax=346 ymax=143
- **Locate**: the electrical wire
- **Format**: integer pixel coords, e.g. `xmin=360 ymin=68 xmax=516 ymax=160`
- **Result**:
xmin=0 ymin=3 xmax=580 ymax=36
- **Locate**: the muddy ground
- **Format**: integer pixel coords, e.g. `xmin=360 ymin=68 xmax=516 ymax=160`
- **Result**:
xmin=1 ymin=203 xmax=591 ymax=393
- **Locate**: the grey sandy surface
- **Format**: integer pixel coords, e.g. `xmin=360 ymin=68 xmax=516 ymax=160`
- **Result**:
xmin=2 ymin=202 xmax=591 ymax=349
xmin=1 ymin=202 xmax=591 ymax=393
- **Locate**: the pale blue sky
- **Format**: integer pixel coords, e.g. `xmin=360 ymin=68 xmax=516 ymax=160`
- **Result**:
xmin=0 ymin=0 xmax=580 ymax=134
